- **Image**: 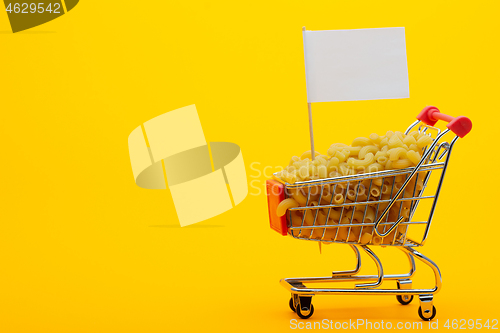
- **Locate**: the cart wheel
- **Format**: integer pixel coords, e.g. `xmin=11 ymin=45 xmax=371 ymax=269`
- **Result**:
xmin=296 ymin=303 xmax=314 ymax=319
xmin=418 ymin=305 xmax=437 ymax=321
xmin=396 ymin=295 xmax=414 ymax=305
xmin=289 ymin=297 xmax=296 ymax=312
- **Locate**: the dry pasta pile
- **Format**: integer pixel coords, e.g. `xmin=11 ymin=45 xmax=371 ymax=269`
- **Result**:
xmin=274 ymin=130 xmax=432 ymax=246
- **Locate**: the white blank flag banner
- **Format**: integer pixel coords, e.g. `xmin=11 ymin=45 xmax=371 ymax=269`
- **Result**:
xmin=303 ymin=27 xmax=409 ymax=103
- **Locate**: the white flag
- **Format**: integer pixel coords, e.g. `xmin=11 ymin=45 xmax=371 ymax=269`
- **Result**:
xmin=303 ymin=27 xmax=409 ymax=103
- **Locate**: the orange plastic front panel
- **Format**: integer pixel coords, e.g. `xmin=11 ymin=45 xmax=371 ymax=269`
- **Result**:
xmin=266 ymin=179 xmax=288 ymax=236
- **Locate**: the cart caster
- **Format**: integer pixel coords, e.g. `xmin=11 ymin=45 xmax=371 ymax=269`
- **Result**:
xmin=396 ymin=279 xmax=413 ymax=305
xmin=295 ymin=296 xmax=314 ymax=319
xmin=396 ymin=295 xmax=414 ymax=305
xmin=289 ymin=294 xmax=300 ymax=312
xmin=418 ymin=294 xmax=437 ymax=321
xmin=296 ymin=304 xmax=314 ymax=319
xmin=418 ymin=305 xmax=437 ymax=321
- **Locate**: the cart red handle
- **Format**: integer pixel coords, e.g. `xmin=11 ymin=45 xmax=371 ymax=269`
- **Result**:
xmin=417 ymin=106 xmax=472 ymax=138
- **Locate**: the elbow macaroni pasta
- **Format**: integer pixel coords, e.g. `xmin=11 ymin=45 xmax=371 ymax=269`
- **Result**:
xmin=388 ymin=147 xmax=408 ymax=161
xmin=274 ymin=128 xmax=434 ymax=245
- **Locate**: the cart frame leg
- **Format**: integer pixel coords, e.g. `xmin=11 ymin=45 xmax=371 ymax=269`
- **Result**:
xmin=401 ymin=246 xmax=442 ymax=294
xmin=280 ymin=246 xmax=440 ymax=296
xmin=332 ymin=245 xmax=361 ymax=277
xmin=356 ymin=245 xmax=384 ymax=289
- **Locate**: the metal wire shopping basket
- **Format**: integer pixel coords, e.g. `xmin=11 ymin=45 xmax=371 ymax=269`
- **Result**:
xmin=266 ymin=106 xmax=472 ymax=321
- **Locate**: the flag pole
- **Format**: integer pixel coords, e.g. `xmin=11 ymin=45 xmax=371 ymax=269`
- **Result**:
xmin=303 ymin=26 xmax=315 ymax=160
xmin=307 ymin=102 xmax=315 ymax=160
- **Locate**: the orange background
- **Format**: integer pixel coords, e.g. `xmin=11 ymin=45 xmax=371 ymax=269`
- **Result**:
xmin=0 ymin=0 xmax=498 ymax=332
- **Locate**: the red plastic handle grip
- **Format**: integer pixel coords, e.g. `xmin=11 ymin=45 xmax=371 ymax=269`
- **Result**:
xmin=266 ymin=179 xmax=288 ymax=236
xmin=416 ymin=106 xmax=472 ymax=138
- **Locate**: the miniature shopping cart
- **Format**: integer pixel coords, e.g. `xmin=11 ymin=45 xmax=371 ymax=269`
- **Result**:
xmin=266 ymin=106 xmax=472 ymax=321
